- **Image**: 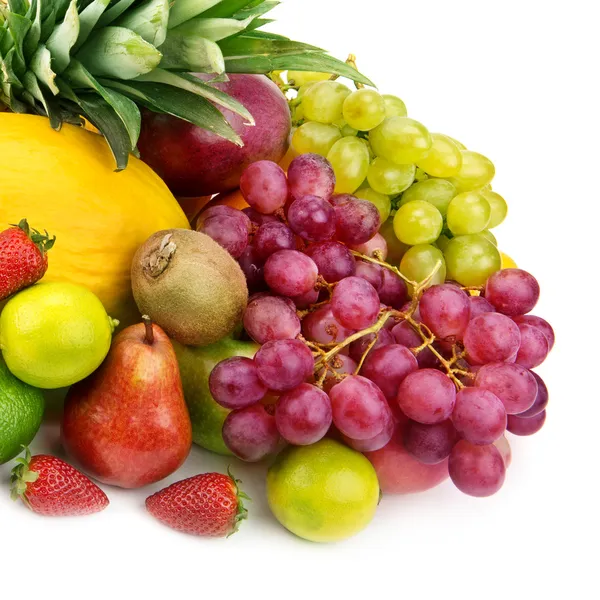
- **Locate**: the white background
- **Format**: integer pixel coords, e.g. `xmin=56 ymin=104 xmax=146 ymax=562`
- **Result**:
xmin=1 ymin=1 xmax=598 ymax=598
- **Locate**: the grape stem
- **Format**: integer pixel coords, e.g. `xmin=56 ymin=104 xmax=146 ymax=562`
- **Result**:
xmin=345 ymin=55 xmax=364 ymax=89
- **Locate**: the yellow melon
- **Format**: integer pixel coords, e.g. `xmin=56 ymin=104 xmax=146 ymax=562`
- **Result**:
xmin=0 ymin=114 xmax=189 ymax=325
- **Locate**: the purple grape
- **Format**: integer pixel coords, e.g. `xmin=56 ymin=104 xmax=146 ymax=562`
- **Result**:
xmin=391 ymin=320 xmax=422 ymax=347
xmin=334 ymin=197 xmax=381 ymax=245
xmin=255 ymin=339 xmax=314 ymax=392
xmin=513 ymin=315 xmax=555 ymax=351
xmin=293 ymin=287 xmax=319 ymax=309
xmin=249 ymin=291 xmax=296 ymax=312
xmin=243 ymin=295 xmax=301 ymax=343
xmin=304 ymin=241 xmax=355 ymax=283
xmin=397 ymin=369 xmax=457 ymax=424
xmin=484 ymin=268 xmax=540 ymax=316
xmin=515 ymin=323 xmax=549 ymax=369
xmin=275 ymin=383 xmax=332 ymax=446
xmin=463 ymin=312 xmax=522 ymax=365
xmin=468 ymin=295 xmax=496 ymax=319
xmin=518 ymin=372 xmax=548 ymax=418
xmin=494 ymin=435 xmax=512 ymax=468
xmin=420 ymin=284 xmax=471 ymax=341
xmin=343 ymin=407 xmax=395 ymax=452
xmin=507 ymin=410 xmax=546 ymax=436
xmin=253 ymin=222 xmax=295 ymax=261
xmin=238 ymin=246 xmax=266 ymax=292
xmin=350 ymin=232 xmax=388 ymax=260
xmin=331 ymin=276 xmax=380 ymax=330
xmin=452 ymin=388 xmax=507 ymax=445
xmin=264 ymin=250 xmax=319 ymax=297
xmin=378 ymin=269 xmax=408 ymax=309
xmin=349 ymin=329 xmax=394 ymax=363
xmin=240 ymin=160 xmax=289 ymax=214
xmin=288 ymin=154 xmax=336 ymax=201
xmin=403 ymin=419 xmax=458 ymax=464
xmin=317 ymin=354 xmax=358 ymax=393
xmin=475 ymin=362 xmax=538 ymax=414
xmin=222 ymin=404 xmax=280 ymax=462
xmin=287 ymin=195 xmax=336 ymax=242
xmin=302 ymin=304 xmax=355 ymax=344
xmin=329 ymin=375 xmax=389 ymax=440
xmin=361 ymin=344 xmax=419 ymax=401
xmin=209 ymin=357 xmax=268 ymax=410
xmin=242 ymin=207 xmax=279 ymax=226
xmin=449 ymin=440 xmax=506 ymax=497
xmin=197 ymin=206 xmax=250 ymax=258
xmin=355 ymin=261 xmax=384 ymax=291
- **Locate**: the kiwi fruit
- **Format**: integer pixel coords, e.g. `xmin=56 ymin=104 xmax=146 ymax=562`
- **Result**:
xmin=132 ymin=229 xmax=248 ymax=346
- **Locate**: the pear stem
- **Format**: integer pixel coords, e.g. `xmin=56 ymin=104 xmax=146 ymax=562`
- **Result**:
xmin=142 ymin=315 xmax=154 ymax=345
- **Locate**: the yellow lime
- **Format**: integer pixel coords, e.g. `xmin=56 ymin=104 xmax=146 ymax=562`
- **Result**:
xmin=501 ymin=252 xmax=518 ymax=269
xmin=267 ymin=439 xmax=380 ymax=543
xmin=0 ymin=283 xmax=117 ymax=389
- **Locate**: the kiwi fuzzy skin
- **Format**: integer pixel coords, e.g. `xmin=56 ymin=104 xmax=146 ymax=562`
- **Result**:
xmin=131 ymin=229 xmax=248 ymax=346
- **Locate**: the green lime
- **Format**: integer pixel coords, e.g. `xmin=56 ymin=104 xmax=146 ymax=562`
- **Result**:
xmin=0 ymin=283 xmax=117 ymax=389
xmin=267 ymin=439 xmax=380 ymax=543
xmin=0 ymin=358 xmax=44 ymax=464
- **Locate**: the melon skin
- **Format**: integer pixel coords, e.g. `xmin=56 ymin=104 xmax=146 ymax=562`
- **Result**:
xmin=138 ymin=74 xmax=292 ymax=197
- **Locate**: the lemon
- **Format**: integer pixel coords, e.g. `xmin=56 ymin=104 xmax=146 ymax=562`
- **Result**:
xmin=267 ymin=439 xmax=380 ymax=543
xmin=0 ymin=283 xmax=117 ymax=389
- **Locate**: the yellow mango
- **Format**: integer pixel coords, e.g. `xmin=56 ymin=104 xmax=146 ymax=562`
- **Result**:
xmin=0 ymin=114 xmax=189 ymax=325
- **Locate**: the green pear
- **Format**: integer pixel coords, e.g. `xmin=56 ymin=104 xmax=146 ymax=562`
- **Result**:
xmin=173 ymin=336 xmax=259 ymax=455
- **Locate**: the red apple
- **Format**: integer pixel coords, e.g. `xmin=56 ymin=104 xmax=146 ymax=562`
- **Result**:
xmin=138 ymin=74 xmax=292 ymax=197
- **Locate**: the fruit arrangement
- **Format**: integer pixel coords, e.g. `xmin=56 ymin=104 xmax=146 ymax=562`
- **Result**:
xmin=0 ymin=0 xmax=554 ymax=544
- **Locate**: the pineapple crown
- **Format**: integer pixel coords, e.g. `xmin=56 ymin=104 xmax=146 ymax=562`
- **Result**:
xmin=0 ymin=0 xmax=374 ymax=170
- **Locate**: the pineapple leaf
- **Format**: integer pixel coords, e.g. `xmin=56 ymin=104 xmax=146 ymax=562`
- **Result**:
xmin=63 ymin=59 xmax=141 ymax=147
xmin=233 ymin=1 xmax=279 ymax=20
xmin=5 ymin=11 xmax=30 ymax=72
xmin=74 ymin=0 xmax=111 ymax=52
xmin=115 ymin=0 xmax=169 ymax=47
xmin=76 ymin=92 xmax=132 ymax=170
xmin=225 ymin=51 xmax=376 ymax=87
xmin=218 ymin=37 xmax=324 ymax=59
xmin=242 ymin=17 xmax=274 ymax=33
xmin=135 ymin=68 xmax=254 ymax=124
xmin=76 ymin=26 xmax=162 ymax=79
xmin=8 ymin=0 xmax=28 ymax=17
xmin=100 ymin=78 xmax=243 ymax=146
xmin=23 ymin=0 xmax=42 ymax=59
xmin=23 ymin=69 xmax=63 ymax=129
xmin=233 ymin=29 xmax=289 ymax=41
xmin=96 ymin=0 xmax=136 ymax=28
xmin=54 ymin=0 xmax=73 ymax=21
xmin=168 ymin=0 xmax=221 ymax=29
xmin=40 ymin=8 xmax=57 ymax=42
xmin=170 ymin=16 xmax=254 ymax=42
xmin=46 ymin=0 xmax=80 ymax=74
xmin=201 ymin=0 xmax=255 ymax=19
xmin=30 ymin=44 xmax=59 ymax=94
xmin=158 ymin=32 xmax=224 ymax=73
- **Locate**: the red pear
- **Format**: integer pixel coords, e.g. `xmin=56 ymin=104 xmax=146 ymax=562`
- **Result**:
xmin=62 ymin=317 xmax=192 ymax=489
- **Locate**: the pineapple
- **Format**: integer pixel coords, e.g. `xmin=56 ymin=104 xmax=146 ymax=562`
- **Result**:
xmin=0 ymin=0 xmax=373 ymax=170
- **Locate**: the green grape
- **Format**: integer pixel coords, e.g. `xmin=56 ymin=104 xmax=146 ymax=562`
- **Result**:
xmin=342 ymin=89 xmax=386 ymax=131
xmin=355 ymin=187 xmax=392 ymax=222
xmin=400 ymin=245 xmax=446 ymax=294
xmin=382 ymin=94 xmax=408 ymax=118
xmin=446 ymin=135 xmax=466 ymax=150
xmin=393 ymin=200 xmax=443 ymax=246
xmin=400 ymin=179 xmax=457 ymax=217
xmin=287 ymin=71 xmax=331 ymax=87
xmin=443 ymin=234 xmax=501 ymax=286
xmin=327 ymin=137 xmax=370 ymax=194
xmin=379 ymin=218 xmax=410 ymax=264
xmin=480 ymin=230 xmax=498 ymax=246
xmin=292 ymin=122 xmax=342 ymax=157
xmin=367 ymin=158 xmax=416 ymax=196
xmin=482 ymin=190 xmax=508 ymax=228
xmin=446 ymin=191 xmax=491 ymax=235
xmin=334 ymin=119 xmax=359 ymax=137
xmin=292 ymin=103 xmax=305 ymax=123
xmin=369 ymin=117 xmax=432 ymax=165
xmin=414 ymin=168 xmax=429 ymax=182
xmin=436 ymin=233 xmax=451 ymax=252
xmin=302 ymin=81 xmax=352 ymax=124
xmin=297 ymin=82 xmax=317 ymax=99
xmin=416 ymin=133 xmax=463 ymax=178
xmin=450 ymin=150 xmax=496 ymax=191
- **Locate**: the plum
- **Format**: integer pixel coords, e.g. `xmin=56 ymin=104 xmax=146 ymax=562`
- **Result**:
xmin=138 ymin=74 xmax=292 ymax=197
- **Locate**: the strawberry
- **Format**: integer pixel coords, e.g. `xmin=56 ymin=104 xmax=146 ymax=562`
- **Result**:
xmin=10 ymin=449 xmax=109 ymax=517
xmin=0 ymin=219 xmax=55 ymax=301
xmin=146 ymin=471 xmax=249 ymax=537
